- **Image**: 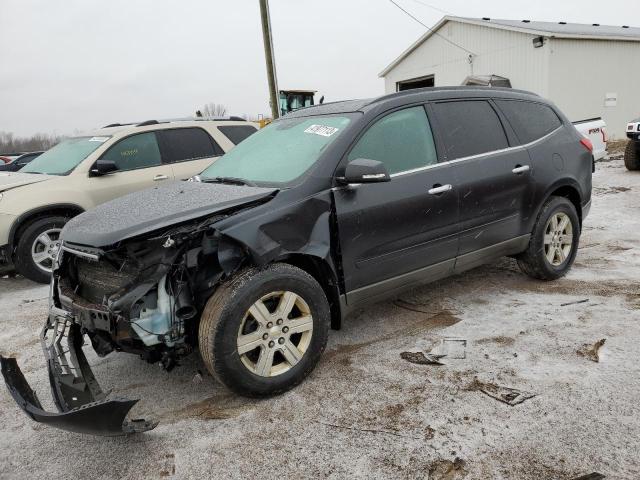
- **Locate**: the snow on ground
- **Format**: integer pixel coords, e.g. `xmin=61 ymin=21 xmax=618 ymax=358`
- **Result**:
xmin=0 ymin=155 xmax=639 ymax=479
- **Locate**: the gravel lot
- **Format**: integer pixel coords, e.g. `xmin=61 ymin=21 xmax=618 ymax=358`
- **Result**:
xmin=1 ymin=153 xmax=639 ymax=479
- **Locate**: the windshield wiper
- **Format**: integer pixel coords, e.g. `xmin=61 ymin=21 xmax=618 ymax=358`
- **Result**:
xmin=203 ymin=176 xmax=256 ymax=187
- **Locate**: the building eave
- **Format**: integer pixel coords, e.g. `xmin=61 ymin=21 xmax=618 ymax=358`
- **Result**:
xmin=379 ymin=15 xmax=640 ymax=78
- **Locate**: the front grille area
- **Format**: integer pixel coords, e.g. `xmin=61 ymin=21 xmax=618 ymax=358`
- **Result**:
xmin=75 ymin=257 xmax=139 ymax=304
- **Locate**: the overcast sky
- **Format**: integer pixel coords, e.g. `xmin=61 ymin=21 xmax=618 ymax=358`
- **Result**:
xmin=0 ymin=0 xmax=636 ymax=137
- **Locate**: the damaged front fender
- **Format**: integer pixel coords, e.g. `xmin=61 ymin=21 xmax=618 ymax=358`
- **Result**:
xmin=0 ymin=310 xmax=157 ymax=436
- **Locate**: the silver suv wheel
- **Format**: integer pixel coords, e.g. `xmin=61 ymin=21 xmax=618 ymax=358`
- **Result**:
xmin=543 ymin=212 xmax=573 ymax=266
xmin=31 ymin=228 xmax=62 ymax=274
xmin=237 ymin=291 xmax=314 ymax=377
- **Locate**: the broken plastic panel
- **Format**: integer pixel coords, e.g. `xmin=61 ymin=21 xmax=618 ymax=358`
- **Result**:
xmin=0 ymin=311 xmax=157 ymax=436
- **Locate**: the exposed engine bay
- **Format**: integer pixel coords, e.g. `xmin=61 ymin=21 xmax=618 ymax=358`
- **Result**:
xmin=0 ymin=180 xmax=340 ymax=436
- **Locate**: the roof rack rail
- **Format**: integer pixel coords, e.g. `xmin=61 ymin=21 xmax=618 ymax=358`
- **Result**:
xmin=136 ymin=120 xmax=160 ymax=127
xmin=103 ymin=123 xmax=121 ymax=128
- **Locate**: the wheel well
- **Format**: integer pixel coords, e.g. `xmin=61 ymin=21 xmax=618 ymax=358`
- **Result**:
xmin=548 ymin=185 xmax=582 ymax=225
xmin=279 ymin=254 xmax=342 ymax=330
xmin=10 ymin=206 xmax=84 ymax=252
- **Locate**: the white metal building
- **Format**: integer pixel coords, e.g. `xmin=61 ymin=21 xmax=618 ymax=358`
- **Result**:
xmin=380 ymin=17 xmax=640 ymax=138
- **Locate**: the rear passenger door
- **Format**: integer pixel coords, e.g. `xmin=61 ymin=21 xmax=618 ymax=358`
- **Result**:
xmin=334 ymin=105 xmax=460 ymax=304
xmin=158 ymin=127 xmax=225 ymax=180
xmin=430 ymin=99 xmax=533 ymax=270
xmin=86 ymin=131 xmax=175 ymax=206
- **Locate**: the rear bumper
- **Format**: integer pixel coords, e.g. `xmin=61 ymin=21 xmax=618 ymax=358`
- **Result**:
xmin=0 ymin=307 xmax=157 ymax=436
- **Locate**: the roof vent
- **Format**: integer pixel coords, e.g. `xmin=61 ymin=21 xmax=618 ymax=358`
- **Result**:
xmin=592 ymin=23 xmax=600 ymax=26
xmin=622 ymin=25 xmax=630 ymax=28
xmin=559 ymin=21 xmax=567 ymax=25
xmin=482 ymin=17 xmax=490 ymax=21
xmin=522 ymin=20 xmax=531 ymax=23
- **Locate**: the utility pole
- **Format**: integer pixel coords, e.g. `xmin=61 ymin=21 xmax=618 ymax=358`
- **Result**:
xmin=259 ymin=0 xmax=280 ymax=119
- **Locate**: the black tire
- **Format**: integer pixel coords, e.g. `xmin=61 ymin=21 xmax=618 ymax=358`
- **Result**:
xmin=199 ymin=263 xmax=330 ymax=397
xmin=624 ymin=141 xmax=640 ymax=171
xmin=14 ymin=216 xmax=68 ymax=284
xmin=517 ymin=196 xmax=580 ymax=281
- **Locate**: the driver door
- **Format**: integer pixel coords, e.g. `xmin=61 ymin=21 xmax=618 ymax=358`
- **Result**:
xmin=85 ymin=131 xmax=174 ymax=207
xmin=333 ymin=105 xmax=460 ymax=306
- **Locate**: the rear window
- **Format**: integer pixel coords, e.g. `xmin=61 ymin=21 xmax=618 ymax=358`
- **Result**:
xmin=432 ymin=100 xmax=509 ymax=160
xmin=496 ymin=100 xmax=563 ymax=144
xmin=160 ymin=128 xmax=223 ymax=163
xmin=218 ymin=125 xmax=258 ymax=145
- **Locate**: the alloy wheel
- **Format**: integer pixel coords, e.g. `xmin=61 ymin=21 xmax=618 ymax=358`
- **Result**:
xmin=31 ymin=228 xmax=62 ymax=274
xmin=543 ymin=212 xmax=573 ymax=266
xmin=237 ymin=291 xmax=313 ymax=377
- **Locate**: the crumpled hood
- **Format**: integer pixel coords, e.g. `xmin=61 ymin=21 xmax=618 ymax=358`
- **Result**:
xmin=0 ymin=172 xmax=53 ymax=192
xmin=62 ymin=181 xmax=278 ymax=247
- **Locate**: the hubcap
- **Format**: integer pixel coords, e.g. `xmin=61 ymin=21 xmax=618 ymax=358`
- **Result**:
xmin=237 ymin=291 xmax=313 ymax=377
xmin=543 ymin=212 xmax=573 ymax=267
xmin=31 ymin=228 xmax=62 ymax=273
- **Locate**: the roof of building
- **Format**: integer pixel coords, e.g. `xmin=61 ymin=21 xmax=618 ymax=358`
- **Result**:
xmin=380 ymin=16 xmax=640 ymax=77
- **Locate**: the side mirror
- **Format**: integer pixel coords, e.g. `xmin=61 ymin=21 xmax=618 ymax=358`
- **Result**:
xmin=338 ymin=158 xmax=391 ymax=185
xmin=90 ymin=160 xmax=118 ymax=177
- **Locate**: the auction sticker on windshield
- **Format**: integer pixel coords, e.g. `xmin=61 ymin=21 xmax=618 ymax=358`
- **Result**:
xmin=304 ymin=125 xmax=339 ymax=137
xmin=89 ymin=136 xmax=109 ymax=142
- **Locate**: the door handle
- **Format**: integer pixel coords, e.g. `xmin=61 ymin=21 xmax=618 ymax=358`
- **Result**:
xmin=428 ymin=184 xmax=453 ymax=195
xmin=512 ymin=165 xmax=530 ymax=174
xmin=153 ymin=174 xmax=169 ymax=181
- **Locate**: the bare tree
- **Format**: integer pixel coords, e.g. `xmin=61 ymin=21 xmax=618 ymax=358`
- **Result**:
xmin=0 ymin=131 xmax=63 ymax=153
xmin=198 ymin=103 xmax=227 ymax=118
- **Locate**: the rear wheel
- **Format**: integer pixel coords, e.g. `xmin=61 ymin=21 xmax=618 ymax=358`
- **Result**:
xmin=624 ymin=141 xmax=640 ymax=171
xmin=517 ymin=196 xmax=580 ymax=280
xmin=14 ymin=216 xmax=68 ymax=283
xmin=199 ymin=263 xmax=330 ymax=397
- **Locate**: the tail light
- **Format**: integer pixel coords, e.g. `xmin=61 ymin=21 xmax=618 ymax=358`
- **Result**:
xmin=580 ymin=137 xmax=593 ymax=152
xmin=601 ymin=127 xmax=608 ymax=144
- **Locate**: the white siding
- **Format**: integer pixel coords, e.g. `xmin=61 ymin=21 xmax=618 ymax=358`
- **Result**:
xmin=383 ymin=21 xmax=550 ymax=96
xmin=548 ymin=38 xmax=640 ymax=138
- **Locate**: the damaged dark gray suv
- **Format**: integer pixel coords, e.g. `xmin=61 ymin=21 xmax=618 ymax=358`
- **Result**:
xmin=1 ymin=87 xmax=593 ymax=436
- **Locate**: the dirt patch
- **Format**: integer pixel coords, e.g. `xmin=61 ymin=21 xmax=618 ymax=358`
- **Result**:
xmin=593 ymin=186 xmax=631 ymax=196
xmin=428 ymin=457 xmax=467 ymax=480
xmin=163 ymin=395 xmax=254 ymax=423
xmin=475 ymin=336 xmax=515 ymax=347
xmin=324 ymin=308 xmax=461 ymax=365
xmin=510 ymin=277 xmax=639 ymax=299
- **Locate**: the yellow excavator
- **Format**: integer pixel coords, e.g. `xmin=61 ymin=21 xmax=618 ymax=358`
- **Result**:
xmin=258 ymin=89 xmax=323 ymax=128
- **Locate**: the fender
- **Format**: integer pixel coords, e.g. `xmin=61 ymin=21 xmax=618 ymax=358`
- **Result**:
xmin=530 ymin=177 xmax=584 ymax=231
xmin=8 ymin=203 xmax=85 ymax=247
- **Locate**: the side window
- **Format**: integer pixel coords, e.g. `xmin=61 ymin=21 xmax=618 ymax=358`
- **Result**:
xmin=101 ymin=132 xmax=162 ymax=171
xmin=347 ymin=106 xmax=437 ymax=175
xmin=160 ymin=128 xmax=222 ymax=163
xmin=432 ymin=100 xmax=508 ymax=160
xmin=496 ymin=100 xmax=563 ymax=144
xmin=218 ymin=125 xmax=258 ymax=145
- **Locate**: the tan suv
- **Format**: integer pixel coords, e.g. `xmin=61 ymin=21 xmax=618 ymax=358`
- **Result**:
xmin=0 ymin=119 xmax=258 ymax=282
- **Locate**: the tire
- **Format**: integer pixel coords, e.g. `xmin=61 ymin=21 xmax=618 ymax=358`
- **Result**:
xmin=624 ymin=141 xmax=640 ymax=171
xmin=199 ymin=263 xmax=330 ymax=397
xmin=517 ymin=196 xmax=580 ymax=281
xmin=14 ymin=216 xmax=68 ymax=284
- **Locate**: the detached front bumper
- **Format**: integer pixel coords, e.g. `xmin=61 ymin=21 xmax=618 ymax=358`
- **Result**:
xmin=0 ymin=307 xmax=157 ymax=436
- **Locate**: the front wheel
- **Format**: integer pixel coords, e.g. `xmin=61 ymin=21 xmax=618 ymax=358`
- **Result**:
xmin=517 ymin=196 xmax=580 ymax=281
xmin=14 ymin=216 xmax=68 ymax=283
xmin=199 ymin=263 xmax=330 ymax=397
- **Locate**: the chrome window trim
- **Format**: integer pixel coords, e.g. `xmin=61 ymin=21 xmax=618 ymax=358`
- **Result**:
xmin=389 ymin=125 xmax=563 ymax=178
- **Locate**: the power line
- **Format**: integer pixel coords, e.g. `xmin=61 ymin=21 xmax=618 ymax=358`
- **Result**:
xmin=388 ymin=0 xmax=475 ymax=56
xmin=405 ymin=0 xmax=452 ymax=16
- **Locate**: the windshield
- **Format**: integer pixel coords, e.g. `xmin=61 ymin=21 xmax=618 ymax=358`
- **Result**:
xmin=200 ymin=116 xmax=351 ymax=185
xmin=21 ymin=136 xmax=110 ymax=175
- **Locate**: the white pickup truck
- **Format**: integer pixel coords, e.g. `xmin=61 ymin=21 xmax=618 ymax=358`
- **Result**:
xmin=624 ymin=117 xmax=640 ymax=171
xmin=573 ymin=118 xmax=608 ymax=163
